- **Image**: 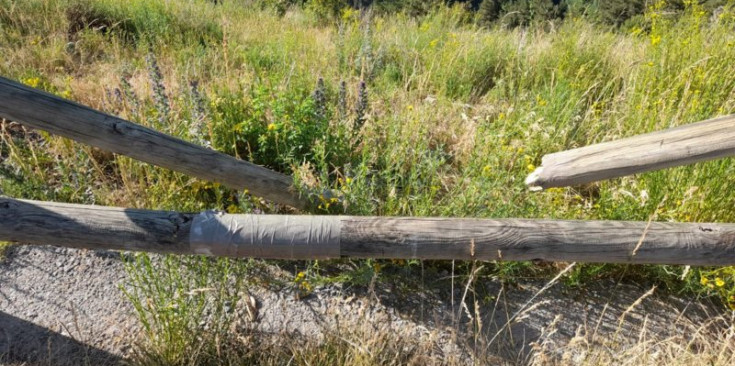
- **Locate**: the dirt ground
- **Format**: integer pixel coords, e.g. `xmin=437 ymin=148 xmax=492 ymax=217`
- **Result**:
xmin=0 ymin=244 xmax=727 ymax=365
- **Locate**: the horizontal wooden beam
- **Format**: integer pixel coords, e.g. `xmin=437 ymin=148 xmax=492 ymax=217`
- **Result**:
xmin=0 ymin=77 xmax=306 ymax=209
xmin=526 ymin=115 xmax=735 ymax=190
xmin=2 ymin=197 xmax=734 ymax=265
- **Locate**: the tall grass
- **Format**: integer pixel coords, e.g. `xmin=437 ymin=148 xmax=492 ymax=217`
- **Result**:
xmin=2 ymin=0 xmax=735 ymax=363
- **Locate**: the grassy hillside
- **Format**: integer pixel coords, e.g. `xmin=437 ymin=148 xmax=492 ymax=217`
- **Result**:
xmin=1 ymin=0 xmax=735 ymax=363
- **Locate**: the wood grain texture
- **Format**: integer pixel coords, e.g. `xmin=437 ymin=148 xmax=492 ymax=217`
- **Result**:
xmin=2 ymin=198 xmax=735 ymax=265
xmin=340 ymin=217 xmax=735 ymax=265
xmin=0 ymin=198 xmax=195 ymax=254
xmin=0 ymin=77 xmax=306 ymax=208
xmin=526 ymin=114 xmax=735 ymax=189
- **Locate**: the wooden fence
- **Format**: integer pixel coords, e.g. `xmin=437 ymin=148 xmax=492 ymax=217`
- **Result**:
xmin=0 ymin=77 xmax=307 ymax=209
xmin=1 ymin=197 xmax=734 ymax=265
xmin=2 ymin=77 xmax=735 ymax=264
xmin=526 ymin=114 xmax=735 ymax=190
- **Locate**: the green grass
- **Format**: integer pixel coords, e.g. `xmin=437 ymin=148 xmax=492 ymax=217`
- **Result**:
xmin=0 ymin=241 xmax=11 ymax=260
xmin=2 ymin=0 xmax=735 ymax=363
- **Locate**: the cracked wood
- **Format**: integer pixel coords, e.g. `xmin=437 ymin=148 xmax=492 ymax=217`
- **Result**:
xmin=0 ymin=198 xmax=195 ymax=254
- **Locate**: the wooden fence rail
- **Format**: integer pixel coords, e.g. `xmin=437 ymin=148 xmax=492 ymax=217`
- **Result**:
xmin=526 ymin=114 xmax=735 ymax=190
xmin=2 ymin=197 xmax=734 ymax=265
xmin=0 ymin=77 xmax=306 ymax=209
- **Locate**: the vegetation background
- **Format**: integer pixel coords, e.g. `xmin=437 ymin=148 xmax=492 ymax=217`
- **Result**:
xmin=1 ymin=0 xmax=734 ymax=364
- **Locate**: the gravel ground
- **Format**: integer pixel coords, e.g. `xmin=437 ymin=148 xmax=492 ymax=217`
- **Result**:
xmin=0 ymin=246 xmax=137 ymax=365
xmin=0 ymin=244 xmax=727 ymax=365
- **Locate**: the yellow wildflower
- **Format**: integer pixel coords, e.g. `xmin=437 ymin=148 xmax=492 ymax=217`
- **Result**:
xmin=700 ymin=276 xmax=709 ymax=286
xmin=650 ymin=35 xmax=661 ymax=46
xmin=23 ymin=77 xmax=40 ymax=88
xmin=341 ymin=8 xmax=358 ymax=23
xmin=715 ymin=277 xmax=725 ymax=287
xmin=527 ymin=164 xmax=536 ymax=172
xmin=536 ymin=95 xmax=547 ymax=107
xmin=267 ymin=123 xmax=277 ymax=131
xmin=300 ymin=281 xmax=312 ymax=292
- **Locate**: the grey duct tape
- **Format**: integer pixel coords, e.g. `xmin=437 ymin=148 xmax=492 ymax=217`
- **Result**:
xmin=189 ymin=211 xmax=341 ymax=259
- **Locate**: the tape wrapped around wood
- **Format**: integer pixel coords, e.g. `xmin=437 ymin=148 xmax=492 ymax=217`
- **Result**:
xmin=189 ymin=212 xmax=341 ymax=259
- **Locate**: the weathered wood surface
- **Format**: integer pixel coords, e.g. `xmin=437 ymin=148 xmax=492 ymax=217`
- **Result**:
xmin=526 ymin=114 xmax=735 ymax=190
xmin=2 ymin=197 xmax=735 ymax=265
xmin=0 ymin=197 xmax=195 ymax=254
xmin=0 ymin=77 xmax=306 ymax=209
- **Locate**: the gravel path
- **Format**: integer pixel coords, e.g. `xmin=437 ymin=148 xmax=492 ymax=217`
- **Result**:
xmin=0 ymin=245 xmax=727 ymax=365
xmin=0 ymin=246 xmax=137 ymax=365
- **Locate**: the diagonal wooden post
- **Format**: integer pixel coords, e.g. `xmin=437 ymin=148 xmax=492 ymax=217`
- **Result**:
xmin=2 ymin=197 xmax=735 ymax=265
xmin=526 ymin=115 xmax=735 ymax=190
xmin=0 ymin=77 xmax=307 ymax=209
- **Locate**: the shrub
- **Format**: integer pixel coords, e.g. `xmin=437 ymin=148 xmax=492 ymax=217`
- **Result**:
xmin=208 ymin=81 xmax=351 ymax=174
xmin=502 ymin=0 xmax=568 ymax=27
xmin=403 ymin=0 xmax=443 ymax=18
xmin=597 ymin=0 xmax=646 ymax=27
xmin=474 ymin=0 xmax=569 ymax=28
xmin=477 ymin=0 xmax=502 ymax=27
xmin=308 ymin=0 xmax=349 ymax=21
xmin=66 ymin=0 xmax=223 ymax=43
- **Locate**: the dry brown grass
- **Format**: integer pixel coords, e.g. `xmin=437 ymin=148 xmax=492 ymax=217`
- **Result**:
xmin=528 ymin=312 xmax=735 ymax=366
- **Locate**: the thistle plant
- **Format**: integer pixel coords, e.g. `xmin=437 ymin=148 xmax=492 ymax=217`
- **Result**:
xmin=104 ymin=88 xmax=115 ymax=113
xmin=120 ymin=75 xmax=139 ymax=116
xmin=338 ymin=80 xmax=347 ymax=121
xmin=312 ymin=77 xmax=326 ymax=120
xmin=189 ymin=80 xmax=211 ymax=149
xmin=354 ymin=80 xmax=368 ymax=136
xmin=336 ymin=24 xmax=346 ymax=72
xmin=357 ymin=24 xmax=373 ymax=78
xmin=113 ymin=87 xmax=124 ymax=106
xmin=146 ymin=52 xmax=170 ymax=129
xmin=103 ymin=87 xmax=124 ymax=114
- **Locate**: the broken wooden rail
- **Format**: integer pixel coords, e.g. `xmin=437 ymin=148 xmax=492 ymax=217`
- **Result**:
xmin=0 ymin=77 xmax=307 ymax=209
xmin=526 ymin=114 xmax=735 ymax=190
xmin=1 ymin=197 xmax=734 ymax=265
